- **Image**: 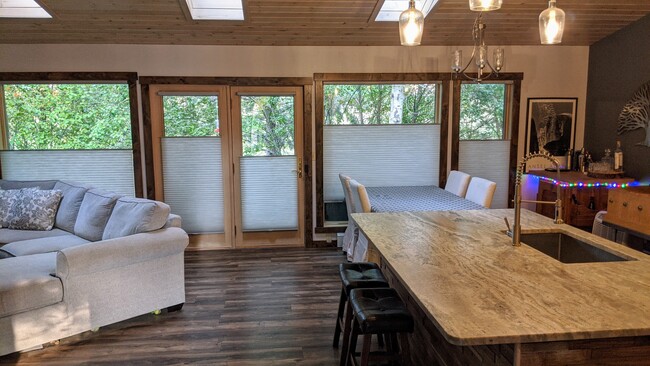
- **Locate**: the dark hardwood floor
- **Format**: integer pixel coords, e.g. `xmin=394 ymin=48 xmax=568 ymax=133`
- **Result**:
xmin=1 ymin=248 xmax=347 ymax=365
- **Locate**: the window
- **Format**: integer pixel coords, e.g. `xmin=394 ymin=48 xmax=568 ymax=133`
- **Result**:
xmin=315 ymin=74 xmax=451 ymax=230
xmin=459 ymin=83 xmax=506 ymax=140
xmin=0 ymin=74 xmax=140 ymax=196
xmin=163 ymin=95 xmax=220 ymax=137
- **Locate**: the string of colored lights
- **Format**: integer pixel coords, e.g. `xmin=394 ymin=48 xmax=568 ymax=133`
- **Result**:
xmin=530 ymin=175 xmax=642 ymax=189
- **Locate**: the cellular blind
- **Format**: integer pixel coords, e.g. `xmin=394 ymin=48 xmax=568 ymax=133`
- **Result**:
xmin=323 ymin=124 xmax=440 ymax=201
xmin=458 ymin=140 xmax=510 ymax=208
xmin=162 ymin=137 xmax=224 ymax=234
xmin=240 ymin=156 xmax=298 ymax=231
xmin=0 ymin=150 xmax=135 ymax=196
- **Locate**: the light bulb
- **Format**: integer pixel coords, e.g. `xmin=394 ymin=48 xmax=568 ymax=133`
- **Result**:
xmin=399 ymin=0 xmax=424 ymax=46
xmin=539 ymin=1 xmax=565 ymax=44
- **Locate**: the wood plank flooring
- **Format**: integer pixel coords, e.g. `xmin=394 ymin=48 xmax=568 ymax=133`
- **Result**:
xmin=0 ymin=248 xmax=347 ymax=365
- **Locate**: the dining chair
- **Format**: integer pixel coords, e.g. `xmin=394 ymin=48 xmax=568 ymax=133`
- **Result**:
xmin=465 ymin=177 xmax=497 ymax=208
xmin=339 ymin=174 xmax=357 ymax=255
xmin=347 ymin=179 xmax=372 ymax=262
xmin=445 ymin=170 xmax=471 ymax=197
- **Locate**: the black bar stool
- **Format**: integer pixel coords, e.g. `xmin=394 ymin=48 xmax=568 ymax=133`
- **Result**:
xmin=334 ymin=263 xmax=389 ymax=366
xmin=346 ymin=288 xmax=414 ymax=366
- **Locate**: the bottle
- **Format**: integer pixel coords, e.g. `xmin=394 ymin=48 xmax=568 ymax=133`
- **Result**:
xmin=577 ymin=147 xmax=585 ymax=172
xmin=614 ymin=140 xmax=624 ymax=172
xmin=565 ymin=148 xmax=573 ymax=170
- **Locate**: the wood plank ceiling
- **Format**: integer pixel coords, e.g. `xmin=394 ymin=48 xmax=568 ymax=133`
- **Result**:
xmin=0 ymin=0 xmax=648 ymax=46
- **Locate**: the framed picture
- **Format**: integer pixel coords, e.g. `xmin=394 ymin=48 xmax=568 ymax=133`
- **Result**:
xmin=525 ymin=98 xmax=578 ymax=157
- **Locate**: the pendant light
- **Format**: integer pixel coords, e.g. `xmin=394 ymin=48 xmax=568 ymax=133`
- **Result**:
xmin=469 ymin=0 xmax=502 ymax=12
xmin=539 ymin=0 xmax=565 ymax=44
xmin=399 ymin=0 xmax=424 ymax=46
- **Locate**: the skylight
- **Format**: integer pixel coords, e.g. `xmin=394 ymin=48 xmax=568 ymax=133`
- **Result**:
xmin=185 ymin=0 xmax=244 ymax=20
xmin=0 ymin=0 xmax=51 ymax=18
xmin=375 ymin=0 xmax=438 ymax=22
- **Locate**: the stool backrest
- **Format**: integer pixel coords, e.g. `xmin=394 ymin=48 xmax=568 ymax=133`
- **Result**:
xmin=348 ymin=179 xmax=372 ymax=213
xmin=465 ymin=177 xmax=497 ymax=208
xmin=445 ymin=170 xmax=471 ymax=197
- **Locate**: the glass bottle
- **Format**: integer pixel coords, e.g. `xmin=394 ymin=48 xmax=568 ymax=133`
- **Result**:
xmin=602 ymin=148 xmax=613 ymax=171
xmin=614 ymin=140 xmax=624 ymax=172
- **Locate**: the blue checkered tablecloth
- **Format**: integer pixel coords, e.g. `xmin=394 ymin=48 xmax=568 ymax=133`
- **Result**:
xmin=366 ymin=185 xmax=485 ymax=212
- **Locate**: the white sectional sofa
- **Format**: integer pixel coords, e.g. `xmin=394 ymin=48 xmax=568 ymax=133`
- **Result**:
xmin=0 ymin=180 xmax=189 ymax=356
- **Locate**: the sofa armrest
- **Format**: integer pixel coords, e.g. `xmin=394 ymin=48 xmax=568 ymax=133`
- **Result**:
xmin=55 ymin=227 xmax=188 ymax=279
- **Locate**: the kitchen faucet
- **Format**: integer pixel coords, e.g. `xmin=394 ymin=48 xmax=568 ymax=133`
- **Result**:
xmin=507 ymin=152 xmax=564 ymax=246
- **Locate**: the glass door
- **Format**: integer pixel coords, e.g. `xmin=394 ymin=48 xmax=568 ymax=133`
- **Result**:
xmin=230 ymin=86 xmax=304 ymax=247
xmin=149 ymin=85 xmax=233 ymax=249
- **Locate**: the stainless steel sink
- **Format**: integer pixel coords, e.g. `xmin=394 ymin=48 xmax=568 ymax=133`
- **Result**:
xmin=520 ymin=232 xmax=633 ymax=264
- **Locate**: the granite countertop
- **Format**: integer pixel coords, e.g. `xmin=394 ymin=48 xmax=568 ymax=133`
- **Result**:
xmin=353 ymin=209 xmax=650 ymax=346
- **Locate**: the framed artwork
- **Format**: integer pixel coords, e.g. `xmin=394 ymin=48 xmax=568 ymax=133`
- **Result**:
xmin=525 ymin=98 xmax=578 ymax=156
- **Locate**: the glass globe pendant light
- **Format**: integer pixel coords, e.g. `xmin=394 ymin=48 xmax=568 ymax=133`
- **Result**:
xmin=399 ymin=0 xmax=424 ymax=46
xmin=469 ymin=0 xmax=502 ymax=12
xmin=539 ymin=0 xmax=565 ymax=44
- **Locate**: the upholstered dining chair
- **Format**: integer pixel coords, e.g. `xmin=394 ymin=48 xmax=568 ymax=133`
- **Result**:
xmin=444 ymin=170 xmax=472 ymax=197
xmin=339 ymin=174 xmax=357 ymax=256
xmin=347 ymin=179 xmax=372 ymax=262
xmin=465 ymin=177 xmax=497 ymax=208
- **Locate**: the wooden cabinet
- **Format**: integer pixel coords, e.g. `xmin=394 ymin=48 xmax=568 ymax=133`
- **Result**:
xmin=529 ymin=171 xmax=634 ymax=230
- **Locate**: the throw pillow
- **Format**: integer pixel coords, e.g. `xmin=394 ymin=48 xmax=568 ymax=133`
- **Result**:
xmin=6 ymin=188 xmax=63 ymax=231
xmin=0 ymin=189 xmax=22 ymax=228
xmin=102 ymin=197 xmax=171 ymax=240
xmin=53 ymin=181 xmax=91 ymax=233
xmin=73 ymin=189 xmax=121 ymax=241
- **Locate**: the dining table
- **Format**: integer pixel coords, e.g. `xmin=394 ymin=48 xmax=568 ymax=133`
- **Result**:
xmin=365 ymin=185 xmax=484 ymax=212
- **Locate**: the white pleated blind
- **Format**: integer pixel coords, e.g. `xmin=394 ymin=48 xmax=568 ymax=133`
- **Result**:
xmin=459 ymin=140 xmax=510 ymax=208
xmin=0 ymin=150 xmax=135 ymax=196
xmin=240 ymin=156 xmax=298 ymax=231
xmin=162 ymin=137 xmax=224 ymax=234
xmin=323 ymin=124 xmax=440 ymax=201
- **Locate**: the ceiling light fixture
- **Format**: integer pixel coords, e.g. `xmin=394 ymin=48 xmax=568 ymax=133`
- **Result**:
xmin=468 ymin=0 xmax=502 ymax=12
xmin=399 ymin=0 xmax=425 ymax=46
xmin=451 ymin=12 xmax=504 ymax=83
xmin=539 ymin=0 xmax=565 ymax=44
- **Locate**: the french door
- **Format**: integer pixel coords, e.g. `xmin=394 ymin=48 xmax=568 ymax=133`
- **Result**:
xmin=149 ymin=84 xmax=304 ymax=249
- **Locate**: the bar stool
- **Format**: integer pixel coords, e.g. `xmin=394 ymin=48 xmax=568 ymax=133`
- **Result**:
xmin=346 ymin=288 xmax=414 ymax=366
xmin=334 ymin=263 xmax=389 ymax=366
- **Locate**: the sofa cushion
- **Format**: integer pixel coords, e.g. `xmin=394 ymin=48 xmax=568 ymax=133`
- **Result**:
xmin=0 ymin=228 xmax=71 ymax=245
xmin=74 ymin=189 xmax=121 ymax=241
xmin=0 ymin=228 xmax=72 ymax=244
xmin=54 ymin=181 xmax=92 ymax=233
xmin=0 ymin=180 xmax=57 ymax=190
xmin=102 ymin=197 xmax=171 ymax=240
xmin=0 ymin=252 xmax=62 ymax=318
xmin=5 ymin=188 xmax=63 ymax=231
xmin=1 ymin=235 xmax=90 ymax=257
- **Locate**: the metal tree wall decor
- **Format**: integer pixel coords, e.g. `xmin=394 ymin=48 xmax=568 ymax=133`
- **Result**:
xmin=618 ymin=81 xmax=650 ymax=147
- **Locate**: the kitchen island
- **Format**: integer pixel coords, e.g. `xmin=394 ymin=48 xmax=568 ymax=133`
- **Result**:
xmin=353 ymin=209 xmax=650 ymax=365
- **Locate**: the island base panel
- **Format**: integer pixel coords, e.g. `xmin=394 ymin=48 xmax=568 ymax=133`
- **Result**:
xmin=379 ymin=256 xmax=650 ymax=366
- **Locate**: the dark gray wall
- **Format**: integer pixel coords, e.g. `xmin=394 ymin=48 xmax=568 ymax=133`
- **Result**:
xmin=585 ymin=14 xmax=650 ymax=183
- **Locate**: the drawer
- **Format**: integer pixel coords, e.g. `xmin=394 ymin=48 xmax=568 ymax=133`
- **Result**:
xmin=606 ymin=187 xmax=650 ymax=236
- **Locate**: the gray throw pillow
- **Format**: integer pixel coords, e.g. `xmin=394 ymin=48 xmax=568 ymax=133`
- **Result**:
xmin=73 ymin=189 xmax=121 ymax=241
xmin=6 ymin=188 xmax=63 ymax=231
xmin=53 ymin=181 xmax=91 ymax=233
xmin=102 ymin=197 xmax=171 ymax=240
xmin=0 ymin=189 xmax=20 ymax=228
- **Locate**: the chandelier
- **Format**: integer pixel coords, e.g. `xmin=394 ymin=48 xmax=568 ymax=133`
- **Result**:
xmin=451 ymin=12 xmax=504 ymax=83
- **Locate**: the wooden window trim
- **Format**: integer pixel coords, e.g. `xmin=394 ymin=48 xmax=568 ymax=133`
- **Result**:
xmin=450 ymin=73 xmax=524 ymax=208
xmin=314 ymin=73 xmax=452 ymax=230
xmin=0 ymin=72 xmax=142 ymax=197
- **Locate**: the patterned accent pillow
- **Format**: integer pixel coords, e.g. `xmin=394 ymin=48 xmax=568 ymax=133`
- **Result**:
xmin=0 ymin=189 xmax=21 ymax=228
xmin=6 ymin=188 xmax=63 ymax=231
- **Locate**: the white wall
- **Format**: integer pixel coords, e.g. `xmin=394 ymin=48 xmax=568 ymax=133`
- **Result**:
xmin=0 ymin=44 xmax=590 ymax=240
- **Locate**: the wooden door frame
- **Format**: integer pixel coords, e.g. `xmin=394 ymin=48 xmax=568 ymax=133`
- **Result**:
xmin=230 ymin=86 xmax=305 ymax=248
xmin=147 ymin=84 xmax=234 ymax=249
xmin=140 ymin=76 xmax=314 ymax=248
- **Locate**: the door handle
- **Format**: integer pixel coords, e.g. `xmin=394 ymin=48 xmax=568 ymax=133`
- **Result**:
xmin=293 ymin=157 xmax=303 ymax=178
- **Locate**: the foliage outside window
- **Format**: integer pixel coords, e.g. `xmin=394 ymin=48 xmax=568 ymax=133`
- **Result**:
xmin=459 ymin=83 xmax=506 ymax=140
xmin=3 ymin=84 xmax=132 ymax=150
xmin=241 ymin=96 xmax=294 ymax=156
xmin=324 ymin=84 xmax=437 ymax=125
xmin=163 ymin=95 xmax=220 ymax=137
